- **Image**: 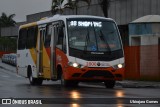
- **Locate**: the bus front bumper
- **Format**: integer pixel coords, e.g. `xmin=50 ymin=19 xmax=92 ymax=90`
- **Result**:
xmin=63 ymin=66 xmax=124 ymax=81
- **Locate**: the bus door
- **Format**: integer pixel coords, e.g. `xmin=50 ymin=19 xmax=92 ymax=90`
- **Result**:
xmin=37 ymin=25 xmax=51 ymax=79
xmin=38 ymin=25 xmax=53 ymax=79
xmin=50 ymin=22 xmax=59 ymax=79
xmin=37 ymin=26 xmax=46 ymax=78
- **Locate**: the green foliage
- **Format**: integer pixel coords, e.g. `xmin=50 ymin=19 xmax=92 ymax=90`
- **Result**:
xmin=0 ymin=12 xmax=16 ymax=52
xmin=0 ymin=12 xmax=16 ymax=37
xmin=51 ymin=0 xmax=62 ymax=14
xmin=51 ymin=0 xmax=91 ymax=14
xmin=0 ymin=37 xmax=17 ymax=52
xmin=0 ymin=12 xmax=16 ymax=27
xmin=65 ymin=0 xmax=91 ymax=10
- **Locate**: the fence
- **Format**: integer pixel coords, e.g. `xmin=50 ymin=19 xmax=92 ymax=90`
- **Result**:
xmin=124 ymin=46 xmax=140 ymax=80
xmin=124 ymin=45 xmax=160 ymax=81
xmin=0 ymin=51 xmax=13 ymax=58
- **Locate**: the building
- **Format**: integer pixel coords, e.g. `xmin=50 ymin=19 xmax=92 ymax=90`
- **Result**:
xmin=126 ymin=15 xmax=160 ymax=80
xmin=2 ymin=0 xmax=160 ymax=38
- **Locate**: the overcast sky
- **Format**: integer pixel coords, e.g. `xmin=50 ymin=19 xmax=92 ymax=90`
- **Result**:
xmin=0 ymin=0 xmax=52 ymax=22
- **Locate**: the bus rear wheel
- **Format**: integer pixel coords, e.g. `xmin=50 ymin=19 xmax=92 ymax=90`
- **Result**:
xmin=104 ymin=80 xmax=115 ymax=88
xmin=29 ymin=70 xmax=43 ymax=86
xmin=35 ymin=78 xmax=43 ymax=85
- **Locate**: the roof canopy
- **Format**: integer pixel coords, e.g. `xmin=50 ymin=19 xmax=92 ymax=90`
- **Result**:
xmin=131 ymin=15 xmax=160 ymax=23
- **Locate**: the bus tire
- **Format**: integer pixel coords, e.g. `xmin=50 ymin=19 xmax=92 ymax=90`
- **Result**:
xmin=28 ymin=70 xmax=36 ymax=85
xmin=35 ymin=78 xmax=43 ymax=85
xmin=104 ymin=80 xmax=115 ymax=89
xmin=71 ymin=81 xmax=79 ymax=87
xmin=61 ymin=73 xmax=69 ymax=87
xmin=28 ymin=67 xmax=43 ymax=85
xmin=61 ymin=76 xmax=79 ymax=87
xmin=61 ymin=73 xmax=77 ymax=87
xmin=58 ymin=66 xmax=78 ymax=87
xmin=57 ymin=66 xmax=68 ymax=87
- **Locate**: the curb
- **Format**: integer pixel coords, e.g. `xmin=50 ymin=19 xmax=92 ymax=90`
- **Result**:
xmin=116 ymin=81 xmax=160 ymax=88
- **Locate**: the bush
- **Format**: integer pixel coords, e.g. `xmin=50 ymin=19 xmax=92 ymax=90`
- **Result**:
xmin=0 ymin=37 xmax=17 ymax=52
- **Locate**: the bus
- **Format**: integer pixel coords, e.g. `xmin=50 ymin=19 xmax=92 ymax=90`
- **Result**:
xmin=17 ymin=15 xmax=124 ymax=88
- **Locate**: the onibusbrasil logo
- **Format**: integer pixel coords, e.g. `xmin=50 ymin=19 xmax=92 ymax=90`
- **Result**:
xmin=1 ymin=99 xmax=42 ymax=105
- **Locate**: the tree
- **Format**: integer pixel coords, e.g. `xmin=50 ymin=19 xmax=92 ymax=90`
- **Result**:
xmin=0 ymin=12 xmax=16 ymax=27
xmin=66 ymin=0 xmax=91 ymax=14
xmin=0 ymin=37 xmax=17 ymax=52
xmin=99 ymin=0 xmax=111 ymax=17
xmin=51 ymin=0 xmax=64 ymax=14
xmin=51 ymin=0 xmax=91 ymax=15
xmin=0 ymin=12 xmax=16 ymax=37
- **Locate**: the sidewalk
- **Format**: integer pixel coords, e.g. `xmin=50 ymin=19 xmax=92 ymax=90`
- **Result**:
xmin=116 ymin=80 xmax=160 ymax=88
xmin=0 ymin=59 xmax=16 ymax=73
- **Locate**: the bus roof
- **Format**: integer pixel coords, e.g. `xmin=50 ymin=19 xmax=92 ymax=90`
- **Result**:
xmin=19 ymin=22 xmax=37 ymax=29
xmin=37 ymin=15 xmax=114 ymax=25
xmin=20 ymin=15 xmax=114 ymax=29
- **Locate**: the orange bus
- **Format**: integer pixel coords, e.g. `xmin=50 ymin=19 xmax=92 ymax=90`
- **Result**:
xmin=17 ymin=15 xmax=125 ymax=88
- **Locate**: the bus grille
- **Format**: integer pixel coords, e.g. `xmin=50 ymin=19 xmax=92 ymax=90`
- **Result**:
xmin=81 ymin=70 xmax=114 ymax=78
xmin=84 ymin=56 xmax=112 ymax=61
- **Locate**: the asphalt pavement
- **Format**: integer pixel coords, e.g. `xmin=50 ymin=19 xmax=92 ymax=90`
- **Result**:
xmin=0 ymin=58 xmax=160 ymax=89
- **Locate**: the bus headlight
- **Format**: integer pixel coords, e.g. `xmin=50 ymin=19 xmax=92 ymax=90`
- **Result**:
xmin=68 ymin=62 xmax=83 ymax=68
xmin=118 ymin=64 xmax=123 ymax=68
xmin=113 ymin=63 xmax=124 ymax=69
xmin=73 ymin=63 xmax=78 ymax=68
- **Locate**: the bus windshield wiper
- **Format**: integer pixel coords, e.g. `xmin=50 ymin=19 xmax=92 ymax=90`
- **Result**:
xmin=84 ymin=29 xmax=90 ymax=52
xmin=100 ymin=30 xmax=111 ymax=54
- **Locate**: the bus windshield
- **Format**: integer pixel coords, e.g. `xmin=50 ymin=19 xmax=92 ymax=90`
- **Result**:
xmin=67 ymin=18 xmax=122 ymax=52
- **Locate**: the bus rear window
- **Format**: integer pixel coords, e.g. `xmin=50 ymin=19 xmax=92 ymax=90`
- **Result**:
xmin=18 ymin=29 xmax=27 ymax=50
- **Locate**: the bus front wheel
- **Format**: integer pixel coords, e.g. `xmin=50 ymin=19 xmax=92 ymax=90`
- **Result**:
xmin=61 ymin=74 xmax=78 ymax=87
xmin=104 ymin=80 xmax=115 ymax=88
xmin=61 ymin=74 xmax=70 ymax=87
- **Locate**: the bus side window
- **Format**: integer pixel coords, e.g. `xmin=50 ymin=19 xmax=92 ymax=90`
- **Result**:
xmin=33 ymin=27 xmax=38 ymax=48
xmin=56 ymin=26 xmax=64 ymax=50
xmin=18 ymin=29 xmax=27 ymax=50
xmin=26 ymin=27 xmax=38 ymax=49
xmin=45 ymin=25 xmax=51 ymax=48
xmin=63 ymin=28 xmax=66 ymax=53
